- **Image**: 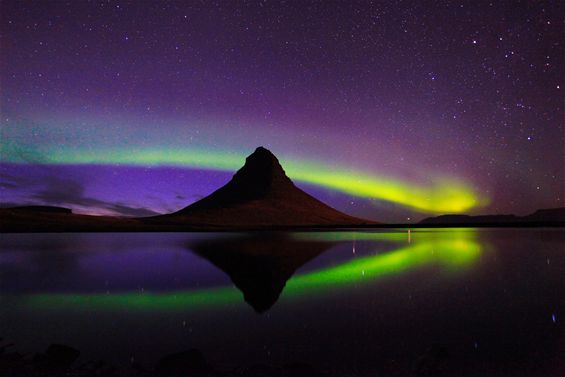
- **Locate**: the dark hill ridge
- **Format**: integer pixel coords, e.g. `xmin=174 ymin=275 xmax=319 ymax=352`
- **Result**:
xmin=419 ymin=207 xmax=565 ymax=226
xmin=524 ymin=208 xmax=565 ymax=222
xmin=5 ymin=205 xmax=73 ymax=214
xmin=164 ymin=146 xmax=371 ymax=227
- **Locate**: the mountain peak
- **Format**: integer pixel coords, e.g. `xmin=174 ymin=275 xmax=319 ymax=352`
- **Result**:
xmin=251 ymin=146 xmax=275 ymax=157
xmin=231 ymin=146 xmax=292 ymax=191
xmin=242 ymin=146 xmax=284 ymax=173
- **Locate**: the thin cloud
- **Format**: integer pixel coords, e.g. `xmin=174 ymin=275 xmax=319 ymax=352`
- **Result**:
xmin=28 ymin=176 xmax=160 ymax=217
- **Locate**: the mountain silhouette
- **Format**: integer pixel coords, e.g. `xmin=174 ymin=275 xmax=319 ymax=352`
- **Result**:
xmin=162 ymin=146 xmax=371 ymax=227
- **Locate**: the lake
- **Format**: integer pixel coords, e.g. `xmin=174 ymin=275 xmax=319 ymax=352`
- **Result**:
xmin=1 ymin=229 xmax=563 ymax=376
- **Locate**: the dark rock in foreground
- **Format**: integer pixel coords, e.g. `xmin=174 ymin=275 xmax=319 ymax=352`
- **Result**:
xmin=155 ymin=349 xmax=209 ymax=375
xmin=0 ymin=342 xmax=332 ymax=377
xmin=32 ymin=344 xmax=80 ymax=371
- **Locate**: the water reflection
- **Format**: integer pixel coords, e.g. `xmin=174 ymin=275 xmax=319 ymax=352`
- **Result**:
xmin=188 ymin=233 xmax=335 ymax=312
xmin=2 ymin=230 xmax=563 ymax=375
xmin=14 ymin=230 xmax=483 ymax=313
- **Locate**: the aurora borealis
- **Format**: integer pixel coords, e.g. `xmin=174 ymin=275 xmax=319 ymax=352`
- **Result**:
xmin=1 ymin=1 xmax=563 ymax=221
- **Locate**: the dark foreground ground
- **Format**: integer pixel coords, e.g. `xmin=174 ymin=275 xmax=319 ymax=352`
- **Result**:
xmin=3 ymin=341 xmax=561 ymax=377
xmin=0 ymin=342 xmax=385 ymax=377
xmin=0 ymin=340 xmax=508 ymax=377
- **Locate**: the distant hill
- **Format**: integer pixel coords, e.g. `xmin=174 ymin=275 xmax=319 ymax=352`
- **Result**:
xmin=419 ymin=207 xmax=565 ymax=226
xmin=155 ymin=146 xmax=372 ymax=227
xmin=0 ymin=207 xmax=145 ymax=232
xmin=522 ymin=208 xmax=565 ymax=223
xmin=2 ymin=205 xmax=73 ymax=214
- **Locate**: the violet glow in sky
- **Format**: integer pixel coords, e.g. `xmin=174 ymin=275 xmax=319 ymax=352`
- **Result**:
xmin=0 ymin=1 xmax=563 ymax=222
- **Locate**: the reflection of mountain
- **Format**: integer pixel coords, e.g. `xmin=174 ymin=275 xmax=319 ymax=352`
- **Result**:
xmin=188 ymin=233 xmax=335 ymax=312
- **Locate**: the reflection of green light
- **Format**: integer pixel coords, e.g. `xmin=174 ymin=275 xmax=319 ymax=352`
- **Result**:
xmin=27 ymin=286 xmax=241 ymax=311
xmin=287 ymin=238 xmax=481 ymax=297
xmin=1 ymin=145 xmax=485 ymax=212
xmin=293 ymin=230 xmax=410 ymax=242
xmin=18 ymin=231 xmax=482 ymax=312
xmin=293 ymin=228 xmax=479 ymax=243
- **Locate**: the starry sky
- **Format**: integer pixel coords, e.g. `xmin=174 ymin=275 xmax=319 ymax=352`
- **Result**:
xmin=1 ymin=0 xmax=563 ymax=222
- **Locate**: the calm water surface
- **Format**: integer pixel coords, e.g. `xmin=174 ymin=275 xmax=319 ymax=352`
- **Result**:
xmin=1 ymin=229 xmax=563 ymax=376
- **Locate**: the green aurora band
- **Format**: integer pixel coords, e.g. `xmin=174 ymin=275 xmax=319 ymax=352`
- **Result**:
xmin=1 ymin=146 xmax=486 ymax=213
xmin=20 ymin=231 xmax=483 ymax=312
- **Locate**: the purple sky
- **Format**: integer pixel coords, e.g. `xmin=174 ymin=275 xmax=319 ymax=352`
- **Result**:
xmin=1 ymin=1 xmax=563 ymax=222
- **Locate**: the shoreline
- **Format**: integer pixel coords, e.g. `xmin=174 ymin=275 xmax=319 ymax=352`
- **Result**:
xmin=1 ymin=222 xmax=564 ymax=233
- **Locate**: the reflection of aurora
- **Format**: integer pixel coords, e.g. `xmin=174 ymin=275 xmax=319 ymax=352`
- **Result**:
xmin=1 ymin=146 xmax=484 ymax=212
xmin=22 ymin=231 xmax=482 ymax=311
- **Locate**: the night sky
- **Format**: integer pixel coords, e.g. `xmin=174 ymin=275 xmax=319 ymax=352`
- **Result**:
xmin=1 ymin=1 xmax=563 ymax=222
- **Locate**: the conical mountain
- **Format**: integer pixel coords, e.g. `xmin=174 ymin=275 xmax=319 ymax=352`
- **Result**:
xmin=169 ymin=147 xmax=372 ymax=227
